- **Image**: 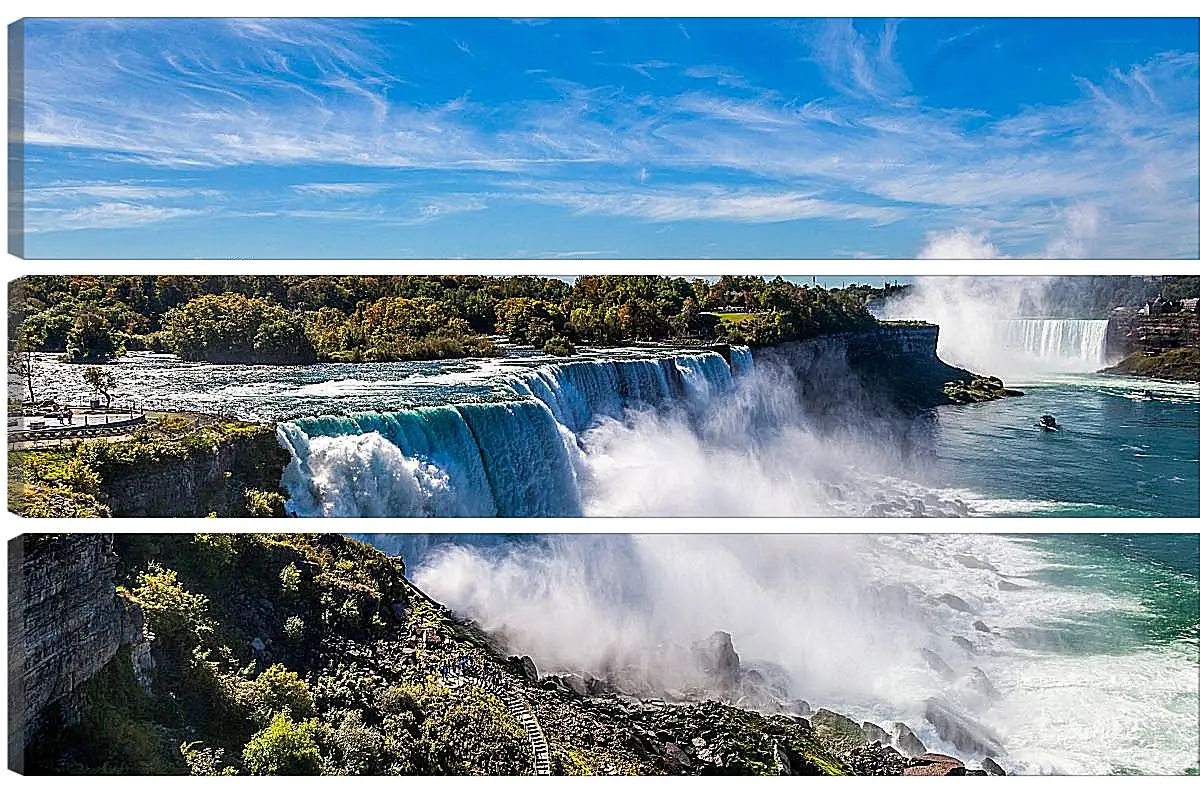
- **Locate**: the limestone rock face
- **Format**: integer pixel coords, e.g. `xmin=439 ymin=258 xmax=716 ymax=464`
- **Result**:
xmin=903 ymin=752 xmax=966 ymax=776
xmin=923 ymin=698 xmax=1007 ymax=759
xmin=101 ymin=427 xmax=286 ymax=516
xmin=8 ymin=535 xmax=141 ymax=771
xmin=693 ymin=630 xmax=741 ymax=696
xmin=1106 ymin=311 xmax=1200 ymax=360
xmin=810 ymin=708 xmax=867 ymax=754
xmin=892 ymin=722 xmax=927 ymax=758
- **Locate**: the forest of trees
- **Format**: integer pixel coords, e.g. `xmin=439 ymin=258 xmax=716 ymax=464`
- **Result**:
xmin=7 ymin=275 xmax=891 ymax=365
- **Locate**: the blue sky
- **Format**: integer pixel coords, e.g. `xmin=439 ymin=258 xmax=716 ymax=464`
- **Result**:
xmin=15 ymin=17 xmax=1200 ymax=259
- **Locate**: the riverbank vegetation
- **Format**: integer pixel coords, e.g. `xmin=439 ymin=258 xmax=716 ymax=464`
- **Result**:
xmin=1102 ymin=348 xmax=1200 ymax=382
xmin=9 ymin=275 xmax=885 ymax=365
xmin=9 ymin=415 xmax=287 ymax=518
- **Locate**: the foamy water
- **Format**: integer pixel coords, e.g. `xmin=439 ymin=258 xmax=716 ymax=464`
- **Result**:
xmin=371 ymin=533 xmax=1199 ymax=775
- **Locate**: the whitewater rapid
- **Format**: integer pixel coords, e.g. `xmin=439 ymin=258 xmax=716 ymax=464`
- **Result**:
xmin=373 ymin=533 xmax=1199 ymax=776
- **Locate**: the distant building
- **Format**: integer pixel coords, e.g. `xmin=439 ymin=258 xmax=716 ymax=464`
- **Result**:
xmin=1139 ymin=296 xmax=1170 ymax=315
xmin=1181 ymin=298 xmax=1199 ymax=313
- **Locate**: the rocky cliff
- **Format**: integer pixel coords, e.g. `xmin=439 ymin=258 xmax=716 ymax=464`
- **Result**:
xmin=754 ymin=323 xmax=1013 ymax=416
xmin=1106 ymin=312 xmax=1200 ymax=359
xmin=1103 ymin=312 xmax=1200 ymax=381
xmin=100 ymin=428 xmax=288 ymax=516
xmin=8 ymin=534 xmax=144 ymax=771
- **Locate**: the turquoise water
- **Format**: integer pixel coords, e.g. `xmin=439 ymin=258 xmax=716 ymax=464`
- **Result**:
xmin=926 ymin=374 xmax=1199 ymax=516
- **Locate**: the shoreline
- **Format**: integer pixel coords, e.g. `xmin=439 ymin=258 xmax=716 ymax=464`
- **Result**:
xmin=1099 ymin=348 xmax=1200 ymax=383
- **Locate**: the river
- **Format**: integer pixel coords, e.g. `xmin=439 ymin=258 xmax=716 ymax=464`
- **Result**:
xmin=19 ymin=321 xmax=1198 ymax=517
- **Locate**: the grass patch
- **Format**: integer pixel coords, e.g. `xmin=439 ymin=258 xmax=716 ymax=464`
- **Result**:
xmin=714 ymin=312 xmax=760 ymax=324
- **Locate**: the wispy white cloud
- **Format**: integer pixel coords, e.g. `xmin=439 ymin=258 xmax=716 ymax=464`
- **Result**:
xmin=24 ymin=202 xmax=204 ymax=234
xmin=509 ymin=182 xmax=902 ymax=225
xmin=16 ymin=19 xmax=1200 ymax=256
xmin=23 ymin=182 xmax=217 ymax=202
xmin=809 ymin=18 xmax=910 ymax=102
xmin=291 ymin=182 xmax=389 ymax=196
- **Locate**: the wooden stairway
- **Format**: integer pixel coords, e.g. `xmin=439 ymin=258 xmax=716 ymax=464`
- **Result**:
xmin=442 ymin=665 xmax=552 ymax=776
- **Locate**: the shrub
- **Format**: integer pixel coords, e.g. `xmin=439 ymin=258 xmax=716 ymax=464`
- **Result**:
xmin=542 ymin=335 xmax=576 ymax=356
xmin=126 ymin=563 xmax=211 ymax=642
xmin=279 ymin=562 xmax=302 ymax=595
xmin=242 ymin=712 xmax=324 ymax=775
xmin=180 ymin=742 xmax=237 ymax=775
xmin=251 ymin=664 xmax=315 ymax=722
xmin=283 ymin=615 xmax=305 ymax=643
xmin=245 ymin=488 xmax=285 ymax=517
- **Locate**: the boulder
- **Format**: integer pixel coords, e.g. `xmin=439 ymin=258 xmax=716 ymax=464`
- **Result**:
xmin=811 ymin=708 xmax=866 ymax=753
xmin=921 ymin=648 xmax=957 ymax=680
xmin=954 ymin=554 xmax=998 ymax=572
xmin=923 ymin=698 xmax=1007 ymax=758
xmin=693 ymin=630 xmax=742 ymax=695
xmin=982 ymin=757 xmax=1006 ymax=776
xmin=973 ymin=620 xmax=992 ymax=634
xmin=862 ymin=721 xmax=891 ymax=745
xmin=584 ymin=672 xmax=613 ymax=696
xmin=936 ymin=593 xmax=972 ymax=613
xmin=966 ymin=667 xmax=1001 ymax=702
xmin=846 ymin=742 xmax=908 ymax=776
xmin=563 ymin=673 xmax=590 ymax=696
xmin=507 ymin=654 xmax=538 ymax=683
xmin=904 ymin=752 xmax=966 ymax=776
xmin=662 ymin=741 xmax=691 ymax=770
xmin=788 ymin=715 xmax=813 ymax=732
xmin=783 ymin=698 xmax=811 ymax=716
xmin=892 ymin=722 xmax=927 ymax=758
xmin=951 ymin=635 xmax=978 ymax=654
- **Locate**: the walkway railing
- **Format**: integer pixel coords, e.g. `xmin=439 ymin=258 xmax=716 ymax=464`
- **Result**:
xmin=8 ymin=411 xmax=148 ymax=446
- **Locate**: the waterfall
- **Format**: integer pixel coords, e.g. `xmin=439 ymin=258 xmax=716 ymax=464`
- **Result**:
xmin=996 ymin=319 xmax=1109 ymax=371
xmin=278 ymin=350 xmax=745 ymax=517
xmin=730 ymin=345 xmax=755 ymax=378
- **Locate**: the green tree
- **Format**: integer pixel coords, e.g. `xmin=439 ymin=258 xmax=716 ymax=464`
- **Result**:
xmin=542 ymin=335 xmax=575 ymax=356
xmin=82 ymin=366 xmax=118 ymax=409
xmin=242 ymin=712 xmax=324 ymax=775
xmin=162 ymin=293 xmax=317 ymax=364
xmin=279 ymin=562 xmax=302 ymax=595
xmin=65 ymin=306 xmax=124 ymax=363
xmin=127 ymin=563 xmax=211 ymax=643
xmin=11 ymin=326 xmax=43 ymax=405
